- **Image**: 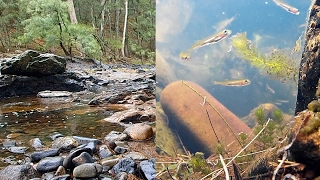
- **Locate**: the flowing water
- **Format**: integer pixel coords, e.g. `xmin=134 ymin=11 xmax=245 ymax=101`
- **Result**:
xmin=0 ymin=95 xmax=124 ymax=168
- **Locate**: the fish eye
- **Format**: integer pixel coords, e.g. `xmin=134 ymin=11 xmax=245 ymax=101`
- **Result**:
xmin=224 ymin=30 xmax=228 ymax=34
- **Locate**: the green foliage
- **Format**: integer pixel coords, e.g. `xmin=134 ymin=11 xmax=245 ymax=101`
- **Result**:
xmin=18 ymin=0 xmax=102 ymax=58
xmin=231 ymin=32 xmax=298 ymax=82
xmin=188 ymin=152 xmax=211 ymax=174
xmin=253 ymin=108 xmax=286 ymax=149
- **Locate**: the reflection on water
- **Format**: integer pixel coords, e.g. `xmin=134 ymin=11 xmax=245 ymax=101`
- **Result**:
xmin=0 ymin=95 xmax=124 ymax=167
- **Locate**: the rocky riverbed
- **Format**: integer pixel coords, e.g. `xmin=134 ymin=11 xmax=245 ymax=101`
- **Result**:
xmin=0 ymin=50 xmax=156 ymax=179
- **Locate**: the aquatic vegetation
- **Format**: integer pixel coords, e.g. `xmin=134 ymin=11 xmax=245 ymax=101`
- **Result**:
xmin=307 ymin=100 xmax=320 ymax=112
xmin=231 ymin=32 xmax=298 ymax=82
xmin=253 ymin=108 xmax=285 ymax=149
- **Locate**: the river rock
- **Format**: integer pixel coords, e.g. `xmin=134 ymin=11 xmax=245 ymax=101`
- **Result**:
xmin=72 ymin=136 xmax=102 ymax=145
xmin=7 ymin=146 xmax=28 ymax=154
xmin=112 ymin=158 xmax=136 ymax=174
xmin=98 ymin=145 xmax=113 ymax=159
xmin=140 ymin=158 xmax=156 ymax=180
xmin=160 ymin=80 xmax=253 ymax=156
xmin=0 ymin=50 xmax=66 ymax=76
xmin=50 ymin=174 xmax=71 ymax=180
xmin=114 ymin=146 xmax=128 ymax=154
xmin=124 ymin=152 xmax=148 ymax=161
xmin=37 ymin=91 xmax=72 ymax=98
xmin=30 ymin=149 xmax=60 ymax=162
xmin=100 ymin=156 xmax=119 ymax=167
xmin=72 ymin=163 xmax=103 ymax=178
xmin=104 ymin=131 xmax=128 ymax=142
xmin=52 ymin=136 xmax=79 ymax=151
xmin=29 ymin=137 xmax=45 ymax=150
xmin=72 ymin=152 xmax=94 ymax=166
xmin=63 ymin=147 xmax=92 ymax=170
xmin=36 ymin=156 xmax=64 ymax=173
xmin=124 ymin=123 xmax=153 ymax=140
xmin=0 ymin=164 xmax=37 ymax=180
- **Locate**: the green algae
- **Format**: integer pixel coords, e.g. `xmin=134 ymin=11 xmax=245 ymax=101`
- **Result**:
xmin=231 ymin=32 xmax=298 ymax=82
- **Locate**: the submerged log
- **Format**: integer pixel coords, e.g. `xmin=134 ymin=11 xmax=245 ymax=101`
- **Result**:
xmin=160 ymin=80 xmax=252 ymax=157
xmin=295 ymin=0 xmax=320 ymax=114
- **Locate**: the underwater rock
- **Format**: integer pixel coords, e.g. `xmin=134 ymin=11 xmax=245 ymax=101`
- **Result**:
xmin=241 ymin=103 xmax=293 ymax=128
xmin=160 ymin=80 xmax=252 ymax=156
xmin=289 ymin=109 xmax=320 ymax=176
xmin=37 ymin=91 xmax=72 ymax=98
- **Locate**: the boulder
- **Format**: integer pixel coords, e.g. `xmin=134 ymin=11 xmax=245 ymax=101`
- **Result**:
xmin=124 ymin=123 xmax=154 ymax=140
xmin=160 ymin=80 xmax=252 ymax=156
xmin=1 ymin=50 xmax=66 ymax=76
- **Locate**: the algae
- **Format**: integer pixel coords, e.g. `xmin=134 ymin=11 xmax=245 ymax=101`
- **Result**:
xmin=231 ymin=32 xmax=298 ymax=82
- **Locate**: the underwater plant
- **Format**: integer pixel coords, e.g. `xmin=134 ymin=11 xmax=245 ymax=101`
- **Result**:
xmin=231 ymin=32 xmax=298 ymax=82
xmin=253 ymin=108 xmax=286 ymax=149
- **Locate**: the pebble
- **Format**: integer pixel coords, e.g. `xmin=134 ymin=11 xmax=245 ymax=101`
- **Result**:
xmin=52 ymin=136 xmax=79 ymax=151
xmin=73 ymin=163 xmax=103 ymax=178
xmin=7 ymin=146 xmax=28 ymax=154
xmin=30 ymin=149 xmax=60 ymax=162
xmin=104 ymin=131 xmax=128 ymax=142
xmin=72 ymin=151 xmax=94 ymax=166
xmin=62 ymin=147 xmax=92 ymax=170
xmin=29 ymin=138 xmax=44 ymax=150
xmin=140 ymin=158 xmax=156 ymax=180
xmin=112 ymin=158 xmax=136 ymax=174
xmin=98 ymin=145 xmax=113 ymax=159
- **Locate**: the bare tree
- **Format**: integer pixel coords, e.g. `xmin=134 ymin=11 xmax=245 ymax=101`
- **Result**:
xmin=121 ymin=0 xmax=128 ymax=58
xmin=67 ymin=0 xmax=78 ymax=24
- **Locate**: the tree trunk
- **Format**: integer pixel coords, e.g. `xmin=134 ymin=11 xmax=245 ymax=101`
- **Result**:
xmin=67 ymin=0 xmax=78 ymax=24
xmin=295 ymin=0 xmax=320 ymax=114
xmin=100 ymin=0 xmax=107 ymax=36
xmin=121 ymin=0 xmax=128 ymax=58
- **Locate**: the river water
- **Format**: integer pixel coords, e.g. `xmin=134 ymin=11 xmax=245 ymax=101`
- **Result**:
xmin=0 ymin=95 xmax=124 ymax=168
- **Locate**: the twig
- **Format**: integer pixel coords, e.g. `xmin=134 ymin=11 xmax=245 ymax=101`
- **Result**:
xmin=218 ymin=154 xmax=230 ymax=180
xmin=206 ymin=109 xmax=220 ymax=143
xmin=272 ymin=151 xmax=287 ymax=180
xmin=201 ymin=118 xmax=271 ymax=180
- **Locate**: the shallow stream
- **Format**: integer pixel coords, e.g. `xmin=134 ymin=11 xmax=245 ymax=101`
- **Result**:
xmin=0 ymin=95 xmax=124 ymax=168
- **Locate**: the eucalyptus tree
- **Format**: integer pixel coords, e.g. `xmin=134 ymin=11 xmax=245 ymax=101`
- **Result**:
xmin=18 ymin=0 xmax=102 ymax=58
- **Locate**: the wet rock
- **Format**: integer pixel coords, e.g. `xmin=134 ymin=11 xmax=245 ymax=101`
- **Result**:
xmin=160 ymin=80 xmax=252 ymax=156
xmin=29 ymin=137 xmax=45 ymax=150
xmin=30 ymin=149 xmax=60 ymax=162
xmin=0 ymin=73 xmax=85 ymax=98
xmin=104 ymin=131 xmax=128 ymax=142
xmin=73 ymin=163 xmax=102 ymax=178
xmin=112 ymin=158 xmax=136 ymax=174
xmin=52 ymin=136 xmax=79 ymax=151
xmin=2 ymin=140 xmax=16 ymax=148
xmin=124 ymin=123 xmax=153 ymax=140
xmin=37 ymin=91 xmax=72 ymax=98
xmin=1 ymin=50 xmax=66 ymax=76
xmin=50 ymin=132 xmax=64 ymax=141
xmin=72 ymin=136 xmax=102 ymax=145
xmin=0 ymin=164 xmax=37 ymax=180
xmin=124 ymin=152 xmax=148 ymax=161
xmin=36 ymin=156 xmax=64 ymax=173
xmin=289 ymin=110 xmax=320 ymax=175
xmin=140 ymin=158 xmax=156 ymax=180
xmin=114 ymin=146 xmax=128 ymax=154
xmin=72 ymin=152 xmax=94 ymax=166
xmin=98 ymin=145 xmax=113 ymax=159
xmin=104 ymin=108 xmax=155 ymax=124
xmin=7 ymin=146 xmax=28 ymax=154
xmin=63 ymin=147 xmax=92 ymax=170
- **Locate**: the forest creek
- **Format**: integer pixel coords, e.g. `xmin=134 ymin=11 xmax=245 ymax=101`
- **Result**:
xmin=0 ymin=50 xmax=156 ymax=179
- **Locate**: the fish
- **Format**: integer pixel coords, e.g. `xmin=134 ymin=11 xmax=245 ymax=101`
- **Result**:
xmin=266 ymin=84 xmax=275 ymax=94
xmin=213 ymin=79 xmax=251 ymax=86
xmin=272 ymin=0 xmax=299 ymax=15
xmin=180 ymin=29 xmax=232 ymax=60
